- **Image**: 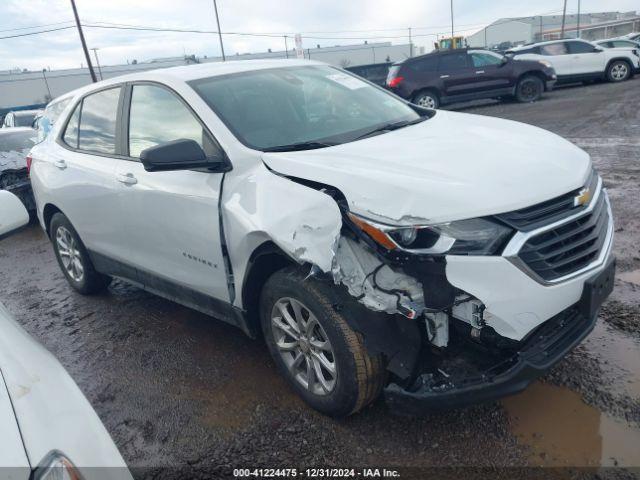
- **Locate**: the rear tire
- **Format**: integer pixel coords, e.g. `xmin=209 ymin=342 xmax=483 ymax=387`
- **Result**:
xmin=412 ymin=90 xmax=439 ymax=109
xmin=515 ymin=75 xmax=543 ymax=103
xmin=260 ymin=266 xmax=385 ymax=417
xmin=606 ymin=60 xmax=631 ymax=82
xmin=50 ymin=213 xmax=111 ymax=295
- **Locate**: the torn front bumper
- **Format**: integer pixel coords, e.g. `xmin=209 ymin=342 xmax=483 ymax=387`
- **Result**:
xmin=384 ymin=256 xmax=615 ymax=415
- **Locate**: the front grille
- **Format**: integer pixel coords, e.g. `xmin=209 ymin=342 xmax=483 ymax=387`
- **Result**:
xmin=496 ymin=170 xmax=598 ymax=232
xmin=517 ymin=190 xmax=610 ymax=281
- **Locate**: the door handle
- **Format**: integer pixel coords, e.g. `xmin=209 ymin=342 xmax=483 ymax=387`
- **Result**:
xmin=53 ymin=159 xmax=67 ymax=170
xmin=475 ymin=70 xmax=485 ymax=74
xmin=440 ymin=75 xmax=450 ymax=79
xmin=116 ymin=173 xmax=138 ymax=185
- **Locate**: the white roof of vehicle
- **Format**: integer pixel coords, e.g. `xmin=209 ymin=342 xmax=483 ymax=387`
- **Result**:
xmin=509 ymin=38 xmax=595 ymax=51
xmin=67 ymin=59 xmax=327 ymax=99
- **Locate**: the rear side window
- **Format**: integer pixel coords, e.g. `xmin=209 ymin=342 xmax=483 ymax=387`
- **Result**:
xmin=63 ymin=103 xmax=81 ymax=149
xmin=540 ymin=43 xmax=569 ymax=55
xmin=567 ymin=41 xmax=596 ymax=54
xmin=78 ymin=87 xmax=121 ymax=154
xmin=410 ymin=56 xmax=438 ymax=72
xmin=128 ymin=84 xmax=221 ymax=158
xmin=438 ymin=53 xmax=469 ymax=70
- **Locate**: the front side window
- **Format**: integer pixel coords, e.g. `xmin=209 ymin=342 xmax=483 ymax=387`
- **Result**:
xmin=470 ymin=52 xmax=503 ymax=67
xmin=438 ymin=53 xmax=469 ymax=70
xmin=63 ymin=103 xmax=81 ymax=149
xmin=78 ymin=87 xmax=121 ymax=154
xmin=128 ymin=84 xmax=219 ymax=158
xmin=612 ymin=41 xmax=633 ymax=48
xmin=190 ymin=65 xmax=420 ymax=151
xmin=540 ymin=43 xmax=569 ymax=55
xmin=567 ymin=41 xmax=597 ymax=54
xmin=14 ymin=113 xmax=35 ymax=127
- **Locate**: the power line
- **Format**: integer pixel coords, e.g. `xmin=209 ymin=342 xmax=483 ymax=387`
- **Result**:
xmin=0 ymin=25 xmax=76 ymax=40
xmin=0 ymin=20 xmax=75 ymax=33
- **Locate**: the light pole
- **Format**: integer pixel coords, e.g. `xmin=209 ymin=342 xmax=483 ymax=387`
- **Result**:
xmin=69 ymin=0 xmax=97 ymax=82
xmin=450 ymin=0 xmax=454 ymax=45
xmin=212 ymin=0 xmax=226 ymax=61
xmin=41 ymin=69 xmax=52 ymax=100
xmin=284 ymin=35 xmax=289 ymax=58
xmin=408 ymin=27 xmax=413 ymax=57
xmin=560 ymin=0 xmax=568 ymax=38
xmin=90 ymin=47 xmax=103 ymax=80
xmin=577 ymin=0 xmax=581 ymax=38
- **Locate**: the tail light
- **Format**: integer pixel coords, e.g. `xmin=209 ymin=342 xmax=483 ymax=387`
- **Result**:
xmin=387 ymin=76 xmax=404 ymax=88
xmin=26 ymin=155 xmax=33 ymax=174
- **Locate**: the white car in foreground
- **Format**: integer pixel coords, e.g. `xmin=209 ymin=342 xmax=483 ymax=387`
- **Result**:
xmin=0 ymin=191 xmax=131 ymax=479
xmin=508 ymin=38 xmax=639 ymax=83
xmin=29 ymin=60 xmax=615 ymax=416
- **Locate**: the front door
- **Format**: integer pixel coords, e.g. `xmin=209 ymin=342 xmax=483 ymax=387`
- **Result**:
xmin=468 ymin=51 xmax=513 ymax=92
xmin=115 ymin=82 xmax=230 ymax=303
xmin=437 ymin=52 xmax=477 ymax=97
xmin=538 ymin=42 xmax=574 ymax=76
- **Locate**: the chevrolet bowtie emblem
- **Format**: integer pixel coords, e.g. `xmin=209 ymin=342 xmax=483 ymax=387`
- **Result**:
xmin=574 ymin=187 xmax=592 ymax=207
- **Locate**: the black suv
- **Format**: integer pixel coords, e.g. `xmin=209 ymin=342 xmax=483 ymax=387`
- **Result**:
xmin=386 ymin=48 xmax=557 ymax=108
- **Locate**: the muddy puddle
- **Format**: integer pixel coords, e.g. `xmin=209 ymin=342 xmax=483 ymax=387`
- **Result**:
xmin=503 ymin=320 xmax=640 ymax=467
xmin=619 ymin=269 xmax=640 ymax=287
xmin=503 ymin=382 xmax=640 ymax=467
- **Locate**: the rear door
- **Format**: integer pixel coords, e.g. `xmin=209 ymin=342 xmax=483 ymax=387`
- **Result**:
xmin=566 ymin=41 xmax=605 ymax=74
xmin=114 ymin=82 xmax=230 ymax=302
xmin=468 ymin=51 xmax=513 ymax=92
xmin=538 ymin=42 xmax=574 ymax=75
xmin=437 ymin=52 xmax=476 ymax=97
xmin=46 ymin=87 xmax=126 ymax=260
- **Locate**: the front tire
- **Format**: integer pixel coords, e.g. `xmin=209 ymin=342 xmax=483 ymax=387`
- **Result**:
xmin=515 ymin=75 xmax=543 ymax=103
xmin=412 ymin=90 xmax=439 ymax=109
xmin=260 ymin=267 xmax=385 ymax=417
xmin=607 ymin=60 xmax=631 ymax=82
xmin=50 ymin=213 xmax=111 ymax=294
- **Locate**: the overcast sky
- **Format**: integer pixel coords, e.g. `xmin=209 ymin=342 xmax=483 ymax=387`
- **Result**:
xmin=1 ymin=0 xmax=638 ymax=71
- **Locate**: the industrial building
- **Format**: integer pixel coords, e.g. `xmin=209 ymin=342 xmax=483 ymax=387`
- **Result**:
xmin=0 ymin=41 xmax=416 ymax=111
xmin=466 ymin=11 xmax=640 ymax=49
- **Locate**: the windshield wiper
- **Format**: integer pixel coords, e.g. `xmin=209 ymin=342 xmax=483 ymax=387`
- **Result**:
xmin=262 ymin=141 xmax=337 ymax=152
xmin=352 ymin=117 xmax=427 ymax=142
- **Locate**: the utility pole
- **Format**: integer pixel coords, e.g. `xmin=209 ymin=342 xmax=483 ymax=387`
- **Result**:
xmin=212 ymin=0 xmax=226 ymax=61
xmin=450 ymin=0 xmax=454 ymax=45
xmin=41 ymin=69 xmax=52 ymax=100
xmin=576 ymin=0 xmax=581 ymax=38
xmin=560 ymin=0 xmax=568 ymax=38
xmin=284 ymin=36 xmax=289 ymax=58
xmin=90 ymin=48 xmax=103 ymax=80
xmin=69 ymin=0 xmax=97 ymax=82
xmin=408 ymin=27 xmax=413 ymax=57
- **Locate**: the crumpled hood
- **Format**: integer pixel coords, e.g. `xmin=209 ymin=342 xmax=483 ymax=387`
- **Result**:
xmin=262 ymin=110 xmax=591 ymax=225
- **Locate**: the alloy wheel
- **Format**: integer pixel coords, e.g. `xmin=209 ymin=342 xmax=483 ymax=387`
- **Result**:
xmin=611 ymin=63 xmax=628 ymax=81
xmin=271 ymin=297 xmax=337 ymax=395
xmin=520 ymin=79 xmax=541 ymax=102
xmin=417 ymin=95 xmax=436 ymax=109
xmin=56 ymin=226 xmax=84 ymax=282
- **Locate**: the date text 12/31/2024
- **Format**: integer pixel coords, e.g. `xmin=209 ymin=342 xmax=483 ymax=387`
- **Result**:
xmin=234 ymin=468 xmax=401 ymax=478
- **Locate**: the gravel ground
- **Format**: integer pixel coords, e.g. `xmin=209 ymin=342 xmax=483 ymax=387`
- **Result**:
xmin=1 ymin=78 xmax=639 ymax=479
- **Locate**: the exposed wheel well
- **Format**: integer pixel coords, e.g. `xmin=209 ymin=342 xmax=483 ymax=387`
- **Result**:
xmin=241 ymin=241 xmax=296 ymax=337
xmin=517 ymin=71 xmax=547 ymax=88
xmin=606 ymin=58 xmax=634 ymax=76
xmin=412 ymin=88 xmax=440 ymax=102
xmin=43 ymin=203 xmax=62 ymax=237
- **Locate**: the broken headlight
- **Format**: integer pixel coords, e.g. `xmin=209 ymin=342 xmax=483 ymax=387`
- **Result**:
xmin=348 ymin=213 xmax=513 ymax=255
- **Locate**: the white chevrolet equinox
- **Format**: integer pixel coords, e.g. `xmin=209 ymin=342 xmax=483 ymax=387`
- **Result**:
xmin=29 ymin=60 xmax=615 ymax=416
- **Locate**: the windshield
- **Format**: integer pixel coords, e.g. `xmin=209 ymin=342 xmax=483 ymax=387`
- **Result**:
xmin=189 ymin=65 xmax=420 ymax=151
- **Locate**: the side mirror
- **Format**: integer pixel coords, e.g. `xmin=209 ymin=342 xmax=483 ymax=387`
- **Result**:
xmin=500 ymin=56 xmax=509 ymax=65
xmin=0 ymin=191 xmax=29 ymax=240
xmin=594 ymin=47 xmax=605 ymax=53
xmin=140 ymin=139 xmax=228 ymax=173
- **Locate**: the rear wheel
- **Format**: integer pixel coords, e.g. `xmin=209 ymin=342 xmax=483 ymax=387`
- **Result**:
xmin=412 ymin=90 xmax=439 ymax=109
xmin=607 ymin=60 xmax=631 ymax=82
xmin=260 ymin=266 xmax=385 ymax=417
xmin=515 ymin=75 xmax=544 ymax=103
xmin=50 ymin=213 xmax=111 ymax=294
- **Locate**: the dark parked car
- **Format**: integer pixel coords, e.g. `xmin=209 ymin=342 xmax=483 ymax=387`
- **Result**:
xmin=345 ymin=62 xmax=392 ymax=87
xmin=386 ymin=48 xmax=557 ymax=108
